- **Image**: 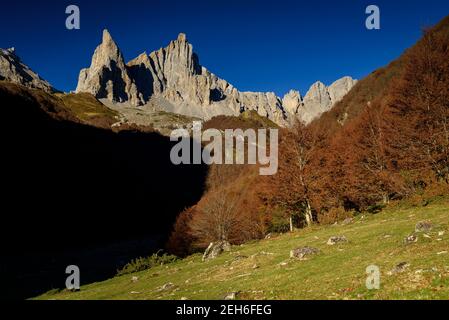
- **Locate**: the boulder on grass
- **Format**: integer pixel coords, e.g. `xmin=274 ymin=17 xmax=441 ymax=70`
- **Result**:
xmin=387 ymin=262 xmax=410 ymax=276
xmin=290 ymin=247 xmax=320 ymax=260
xmin=202 ymin=241 xmax=231 ymax=261
xmin=404 ymin=234 xmax=418 ymax=245
xmin=415 ymin=221 xmax=433 ymax=233
xmin=327 ymin=236 xmax=349 ymax=246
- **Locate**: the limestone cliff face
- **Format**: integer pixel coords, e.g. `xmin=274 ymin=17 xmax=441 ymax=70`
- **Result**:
xmin=283 ymin=77 xmax=358 ymax=124
xmin=76 ymin=30 xmax=356 ymax=126
xmin=76 ymin=30 xmax=143 ymax=106
xmin=0 ymin=48 xmax=55 ymax=93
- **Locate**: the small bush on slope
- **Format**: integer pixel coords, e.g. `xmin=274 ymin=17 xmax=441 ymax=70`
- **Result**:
xmin=116 ymin=252 xmax=178 ymax=276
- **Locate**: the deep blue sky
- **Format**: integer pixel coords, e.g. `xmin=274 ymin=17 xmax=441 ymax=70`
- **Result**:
xmin=1 ymin=0 xmax=448 ymax=95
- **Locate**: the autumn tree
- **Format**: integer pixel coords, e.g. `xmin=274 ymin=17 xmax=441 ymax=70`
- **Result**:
xmin=265 ymin=122 xmax=322 ymax=230
xmin=384 ymin=29 xmax=449 ymax=184
xmin=189 ymin=189 xmax=244 ymax=247
xmin=166 ymin=206 xmax=198 ymax=257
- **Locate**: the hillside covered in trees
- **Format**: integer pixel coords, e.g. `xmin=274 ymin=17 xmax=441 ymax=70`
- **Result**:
xmin=167 ymin=15 xmax=449 ymax=256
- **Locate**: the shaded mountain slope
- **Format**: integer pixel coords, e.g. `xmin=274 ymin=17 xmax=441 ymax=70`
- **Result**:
xmin=0 ymin=82 xmax=208 ymax=299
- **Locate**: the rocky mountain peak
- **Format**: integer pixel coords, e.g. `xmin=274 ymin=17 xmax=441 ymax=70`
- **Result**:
xmin=128 ymin=52 xmax=150 ymax=67
xmin=76 ymin=29 xmax=144 ymax=105
xmin=0 ymin=47 xmax=55 ymax=93
xmin=102 ymin=29 xmax=114 ymax=44
xmin=297 ymin=77 xmax=357 ymax=124
xmin=282 ymin=90 xmax=302 ymax=115
xmin=92 ymin=29 xmax=123 ymax=67
xmin=177 ymin=33 xmax=187 ymax=42
xmin=75 ymin=31 xmax=357 ymax=127
xmin=328 ymin=76 xmax=358 ymax=105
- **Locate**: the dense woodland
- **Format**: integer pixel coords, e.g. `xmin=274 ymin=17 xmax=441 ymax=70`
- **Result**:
xmin=167 ymin=17 xmax=449 ymax=256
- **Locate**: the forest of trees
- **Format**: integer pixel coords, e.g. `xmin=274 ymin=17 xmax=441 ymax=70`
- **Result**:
xmin=167 ymin=21 xmax=449 ymax=256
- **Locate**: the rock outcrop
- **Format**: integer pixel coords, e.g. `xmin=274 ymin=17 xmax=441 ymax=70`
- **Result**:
xmin=283 ymin=77 xmax=358 ymax=124
xmin=76 ymin=30 xmax=357 ymax=126
xmin=415 ymin=221 xmax=433 ymax=233
xmin=327 ymin=235 xmax=349 ymax=246
xmin=76 ymin=30 xmax=144 ymax=106
xmin=0 ymin=48 xmax=55 ymax=93
xmin=202 ymin=241 xmax=231 ymax=261
xmin=290 ymin=246 xmax=320 ymax=260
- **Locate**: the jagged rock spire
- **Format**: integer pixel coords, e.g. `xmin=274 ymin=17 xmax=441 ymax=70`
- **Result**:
xmin=76 ymin=29 xmax=144 ymax=105
xmin=75 ymin=30 xmax=357 ymax=126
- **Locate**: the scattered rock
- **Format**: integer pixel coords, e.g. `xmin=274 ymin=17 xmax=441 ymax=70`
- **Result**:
xmin=341 ymin=218 xmax=354 ymax=226
xmin=437 ymin=251 xmax=448 ymax=255
xmin=233 ymin=255 xmax=248 ymax=261
xmin=251 ymin=251 xmax=274 ymax=258
xmin=264 ymin=233 xmax=272 ymax=239
xmin=404 ymin=234 xmax=418 ymax=245
xmin=423 ymin=234 xmax=432 ymax=239
xmin=131 ymin=276 xmax=139 ymax=283
xmin=252 ymin=264 xmax=259 ymax=270
xmin=415 ymin=221 xmax=433 ymax=233
xmin=327 ymin=235 xmax=348 ymax=246
xmin=130 ymin=291 xmax=141 ymax=294
xmin=279 ymin=262 xmax=289 ymax=267
xmin=157 ymin=283 xmax=176 ymax=292
xmin=202 ymin=241 xmax=231 ymax=261
xmin=181 ymin=297 xmax=188 ymax=300
xmin=438 ymin=231 xmax=445 ymax=236
xmin=388 ymin=262 xmax=410 ymax=275
xmin=290 ymin=247 xmax=320 ymax=260
xmin=224 ymin=292 xmax=239 ymax=300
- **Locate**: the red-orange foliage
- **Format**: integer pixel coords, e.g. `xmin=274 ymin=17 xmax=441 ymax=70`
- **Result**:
xmin=270 ymin=23 xmax=449 ymax=216
xmin=166 ymin=206 xmax=197 ymax=257
xmin=168 ymin=164 xmax=267 ymax=254
xmin=167 ymin=19 xmax=449 ymax=255
xmin=262 ymin=122 xmax=323 ymax=229
xmin=189 ymin=164 xmax=266 ymax=247
xmin=384 ymin=29 xmax=449 ymax=183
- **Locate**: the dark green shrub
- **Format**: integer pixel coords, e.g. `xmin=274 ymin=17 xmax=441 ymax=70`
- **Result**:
xmin=116 ymin=251 xmax=178 ymax=276
xmin=366 ymin=203 xmax=386 ymax=214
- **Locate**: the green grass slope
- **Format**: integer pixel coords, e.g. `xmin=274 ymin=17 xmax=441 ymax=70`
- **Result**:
xmin=56 ymin=92 xmax=119 ymax=128
xmin=37 ymin=200 xmax=449 ymax=300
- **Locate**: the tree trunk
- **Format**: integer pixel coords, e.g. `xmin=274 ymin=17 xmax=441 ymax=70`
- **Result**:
xmin=305 ymin=201 xmax=313 ymax=227
xmin=289 ymin=214 xmax=294 ymax=232
xmin=382 ymin=193 xmax=389 ymax=204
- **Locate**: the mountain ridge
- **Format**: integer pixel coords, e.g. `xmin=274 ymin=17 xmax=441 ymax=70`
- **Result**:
xmin=0 ymin=48 xmax=56 ymax=93
xmin=76 ymin=30 xmax=357 ymax=126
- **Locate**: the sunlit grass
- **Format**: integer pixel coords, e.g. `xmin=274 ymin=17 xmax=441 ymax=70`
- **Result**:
xmin=36 ymin=199 xmax=449 ymax=300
